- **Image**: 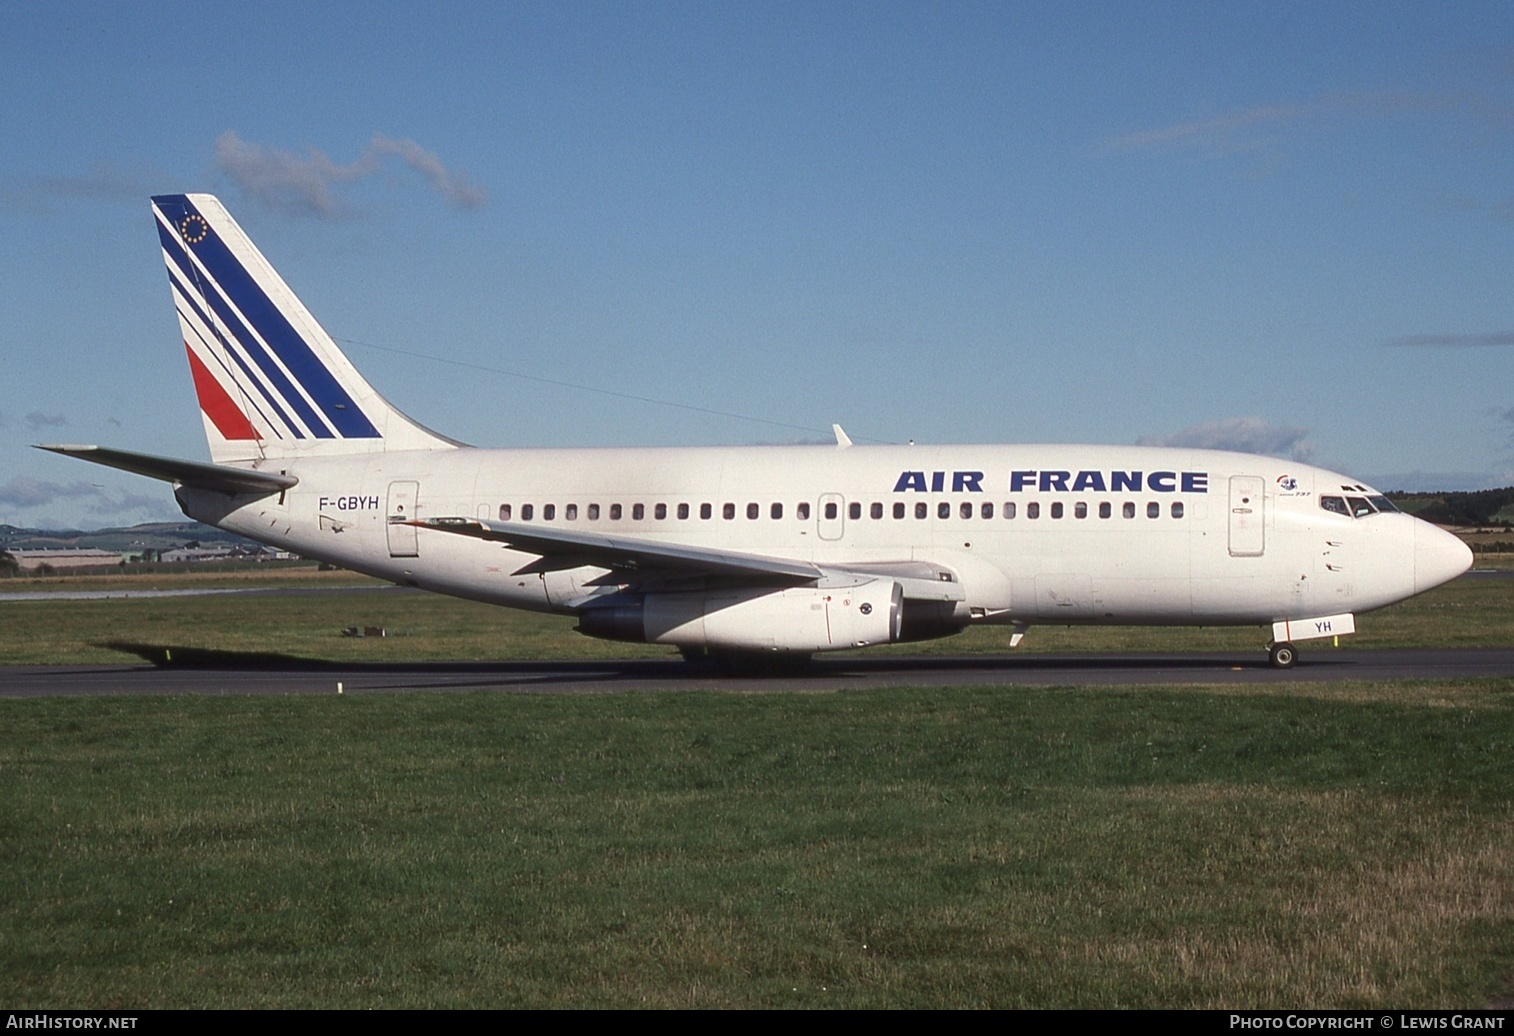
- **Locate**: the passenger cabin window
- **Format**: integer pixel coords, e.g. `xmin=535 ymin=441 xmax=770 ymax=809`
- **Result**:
xmin=1050 ymin=502 xmax=1063 ymax=519
xmin=1027 ymin=502 xmax=1040 ymax=519
xmin=723 ymin=503 xmax=735 ymax=520
xmin=655 ymin=503 xmax=667 ymax=520
xmin=1075 ymin=502 xmax=1087 ymax=519
xmin=632 ymin=503 xmax=645 ymax=520
xmin=849 ymin=502 xmax=861 ymax=520
xmin=588 ymin=503 xmax=600 ymax=520
xmin=960 ymin=502 xmax=972 ymax=519
xmin=1123 ymin=502 xmax=1135 ymax=519
xmin=521 ymin=504 xmax=534 ymax=521
xmin=678 ymin=503 xmax=689 ymax=520
xmin=938 ymin=502 xmax=950 ymax=519
xmin=1099 ymin=502 xmax=1111 ymax=519
xmin=565 ymin=504 xmax=578 ymax=520
xmin=1147 ymin=502 xmax=1160 ymax=518
xmin=915 ymin=502 xmax=927 ymax=519
xmin=542 ymin=504 xmax=555 ymax=520
xmin=771 ymin=502 xmax=783 ymax=519
xmin=1172 ymin=502 xmax=1184 ymax=519
xmin=894 ymin=502 xmax=905 ymax=519
xmin=825 ymin=502 xmax=839 ymax=520
xmin=748 ymin=503 xmax=760 ymax=520
xmin=1004 ymin=502 xmax=1016 ymax=519
xmin=798 ymin=502 xmax=811 ymax=520
xmin=871 ymin=502 xmax=884 ymax=519
xmin=499 ymin=504 xmax=512 ymax=521
xmin=700 ymin=503 xmax=712 ymax=520
xmin=981 ymin=502 xmax=994 ymax=519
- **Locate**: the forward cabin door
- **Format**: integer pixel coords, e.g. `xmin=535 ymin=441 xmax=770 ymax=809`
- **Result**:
xmin=387 ymin=480 xmax=420 ymax=557
xmin=1228 ymin=476 xmax=1265 ymax=557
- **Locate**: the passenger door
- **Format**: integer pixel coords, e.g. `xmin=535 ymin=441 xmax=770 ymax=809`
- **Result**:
xmin=1228 ymin=476 xmax=1265 ymax=557
xmin=387 ymin=480 xmax=420 ymax=557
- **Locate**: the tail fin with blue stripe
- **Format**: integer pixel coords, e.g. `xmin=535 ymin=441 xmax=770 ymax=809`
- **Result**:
xmin=151 ymin=194 xmax=459 ymax=463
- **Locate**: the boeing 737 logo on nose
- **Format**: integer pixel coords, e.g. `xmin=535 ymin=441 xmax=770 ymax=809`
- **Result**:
xmin=891 ymin=470 xmax=1210 ymax=493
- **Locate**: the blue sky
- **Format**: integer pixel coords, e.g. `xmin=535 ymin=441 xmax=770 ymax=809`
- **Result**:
xmin=3 ymin=1 xmax=1513 ymax=529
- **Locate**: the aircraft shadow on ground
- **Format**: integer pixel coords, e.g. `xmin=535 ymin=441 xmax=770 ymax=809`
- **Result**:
xmin=96 ymin=642 xmax=343 ymax=670
xmin=93 ymin=641 xmax=684 ymax=676
xmin=93 ymin=640 xmax=1292 ymax=678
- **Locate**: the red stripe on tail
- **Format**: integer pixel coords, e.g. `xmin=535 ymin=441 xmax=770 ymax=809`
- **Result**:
xmin=184 ymin=344 xmax=260 ymax=440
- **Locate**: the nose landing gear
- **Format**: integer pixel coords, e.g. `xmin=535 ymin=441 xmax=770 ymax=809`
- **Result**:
xmin=1268 ymin=641 xmax=1298 ymax=669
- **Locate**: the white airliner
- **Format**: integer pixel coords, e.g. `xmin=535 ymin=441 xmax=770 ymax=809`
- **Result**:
xmin=40 ymin=194 xmax=1473 ymax=668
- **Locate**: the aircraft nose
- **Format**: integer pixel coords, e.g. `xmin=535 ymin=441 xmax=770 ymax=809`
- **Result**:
xmin=1414 ymin=519 xmax=1473 ymax=595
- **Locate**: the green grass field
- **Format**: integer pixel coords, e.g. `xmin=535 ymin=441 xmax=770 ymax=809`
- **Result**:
xmin=1 ymin=570 xmax=1511 ymax=1008
xmin=1 ymin=684 xmax=1511 ymax=1008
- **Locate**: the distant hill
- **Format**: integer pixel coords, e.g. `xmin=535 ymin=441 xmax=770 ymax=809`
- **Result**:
xmin=0 ymin=521 xmax=262 ymax=553
xmin=1386 ymin=488 xmax=1514 ymax=527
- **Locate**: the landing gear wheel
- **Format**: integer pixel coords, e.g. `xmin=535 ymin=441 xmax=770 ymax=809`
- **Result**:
xmin=1268 ymin=642 xmax=1297 ymax=669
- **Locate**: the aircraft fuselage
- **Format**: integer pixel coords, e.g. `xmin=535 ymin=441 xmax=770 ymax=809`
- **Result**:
xmin=180 ymin=441 xmax=1468 ymax=636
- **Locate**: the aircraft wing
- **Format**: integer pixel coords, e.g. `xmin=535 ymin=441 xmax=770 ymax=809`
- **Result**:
xmin=411 ymin=517 xmax=820 ymax=583
xmin=36 ymin=444 xmax=298 ymax=495
xmin=411 ymin=517 xmax=965 ymax=601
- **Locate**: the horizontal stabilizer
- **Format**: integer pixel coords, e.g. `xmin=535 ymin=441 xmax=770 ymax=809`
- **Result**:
xmin=35 ymin=444 xmax=297 ymax=496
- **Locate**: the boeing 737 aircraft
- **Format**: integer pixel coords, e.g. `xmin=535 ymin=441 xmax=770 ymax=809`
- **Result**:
xmin=40 ymin=194 xmax=1473 ymax=668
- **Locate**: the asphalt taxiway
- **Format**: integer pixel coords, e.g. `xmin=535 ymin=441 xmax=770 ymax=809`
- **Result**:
xmin=2 ymin=648 xmax=1512 ymax=698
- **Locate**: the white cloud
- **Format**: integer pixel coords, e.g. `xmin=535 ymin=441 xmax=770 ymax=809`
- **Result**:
xmin=0 ymin=476 xmax=179 ymax=527
xmin=1106 ymin=102 xmax=1314 ymax=155
xmin=368 ymin=134 xmax=487 ymax=209
xmin=0 ymin=165 xmax=154 ymax=212
xmin=1104 ymin=90 xmax=1485 ymax=158
xmin=1138 ymin=416 xmax=1313 ymax=460
xmin=0 ymin=476 xmax=100 ymax=509
xmin=1385 ymin=333 xmax=1514 ymax=347
xmin=215 ymin=131 xmax=486 ymax=218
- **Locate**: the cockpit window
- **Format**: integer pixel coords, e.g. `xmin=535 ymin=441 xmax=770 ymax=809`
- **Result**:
xmin=1324 ymin=493 xmax=1397 ymax=519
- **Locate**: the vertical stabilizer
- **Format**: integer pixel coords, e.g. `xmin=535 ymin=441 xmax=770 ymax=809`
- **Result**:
xmin=151 ymin=194 xmax=460 ymax=463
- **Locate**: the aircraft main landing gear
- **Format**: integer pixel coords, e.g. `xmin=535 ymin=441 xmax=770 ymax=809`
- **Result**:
xmin=1268 ymin=641 xmax=1298 ymax=669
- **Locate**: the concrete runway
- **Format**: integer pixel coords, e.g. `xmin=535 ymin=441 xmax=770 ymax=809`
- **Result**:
xmin=2 ymin=648 xmax=1512 ymax=697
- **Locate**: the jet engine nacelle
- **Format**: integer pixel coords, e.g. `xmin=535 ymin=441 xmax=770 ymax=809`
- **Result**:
xmin=578 ymin=580 xmax=904 ymax=653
